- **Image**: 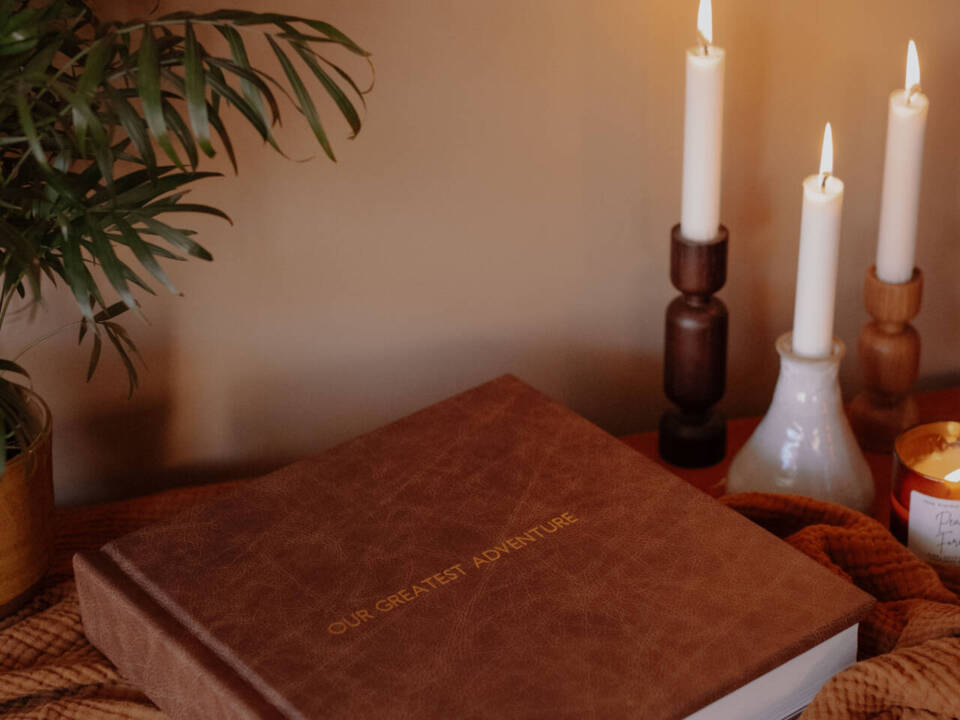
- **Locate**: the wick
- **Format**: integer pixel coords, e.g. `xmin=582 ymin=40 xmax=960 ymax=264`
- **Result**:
xmin=820 ymin=172 xmax=831 ymax=191
xmin=906 ymin=84 xmax=921 ymax=105
xmin=697 ymin=32 xmax=710 ymax=56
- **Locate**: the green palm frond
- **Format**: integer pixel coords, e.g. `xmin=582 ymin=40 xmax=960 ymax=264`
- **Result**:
xmin=0 ymin=0 xmax=372 ymax=471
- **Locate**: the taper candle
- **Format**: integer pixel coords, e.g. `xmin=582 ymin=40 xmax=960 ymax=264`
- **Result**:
xmin=680 ymin=0 xmax=725 ymax=242
xmin=792 ymin=123 xmax=844 ymax=358
xmin=876 ymin=40 xmax=928 ymax=284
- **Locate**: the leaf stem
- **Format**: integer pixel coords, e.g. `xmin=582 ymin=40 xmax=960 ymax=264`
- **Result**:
xmin=115 ymin=19 xmax=255 ymax=35
xmin=13 ymin=320 xmax=83 ymax=363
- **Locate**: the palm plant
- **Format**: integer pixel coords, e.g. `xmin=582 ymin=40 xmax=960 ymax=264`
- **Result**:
xmin=0 ymin=0 xmax=370 ymax=469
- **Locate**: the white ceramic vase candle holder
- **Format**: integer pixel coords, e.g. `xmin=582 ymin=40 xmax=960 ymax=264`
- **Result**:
xmin=726 ymin=332 xmax=874 ymax=514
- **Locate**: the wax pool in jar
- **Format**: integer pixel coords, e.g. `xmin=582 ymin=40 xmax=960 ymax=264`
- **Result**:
xmin=891 ymin=422 xmax=960 ymax=563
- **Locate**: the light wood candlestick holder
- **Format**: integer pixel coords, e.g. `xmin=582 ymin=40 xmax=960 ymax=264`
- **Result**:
xmin=849 ymin=266 xmax=923 ymax=453
xmin=659 ymin=224 xmax=728 ymax=468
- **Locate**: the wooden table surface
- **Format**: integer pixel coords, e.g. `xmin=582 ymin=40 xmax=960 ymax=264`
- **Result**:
xmin=623 ymin=387 xmax=960 ymax=527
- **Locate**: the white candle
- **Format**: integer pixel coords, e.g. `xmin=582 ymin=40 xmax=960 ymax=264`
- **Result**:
xmin=792 ymin=123 xmax=844 ymax=358
xmin=876 ymin=40 xmax=929 ymax=283
xmin=680 ymin=0 xmax=725 ymax=242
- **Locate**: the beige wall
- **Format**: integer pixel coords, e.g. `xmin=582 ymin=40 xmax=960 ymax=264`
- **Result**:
xmin=10 ymin=0 xmax=960 ymax=505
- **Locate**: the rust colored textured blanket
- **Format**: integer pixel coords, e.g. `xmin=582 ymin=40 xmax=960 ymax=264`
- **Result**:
xmin=721 ymin=493 xmax=960 ymax=720
xmin=2 ymin=485 xmax=959 ymax=719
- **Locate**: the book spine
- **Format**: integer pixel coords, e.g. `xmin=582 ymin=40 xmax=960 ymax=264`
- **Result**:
xmin=74 ymin=551 xmax=286 ymax=720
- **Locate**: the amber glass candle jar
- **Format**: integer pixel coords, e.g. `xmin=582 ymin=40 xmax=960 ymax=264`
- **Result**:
xmin=891 ymin=421 xmax=960 ymax=563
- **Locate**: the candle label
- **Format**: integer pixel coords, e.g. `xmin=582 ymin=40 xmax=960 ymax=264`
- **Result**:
xmin=908 ymin=491 xmax=960 ymax=563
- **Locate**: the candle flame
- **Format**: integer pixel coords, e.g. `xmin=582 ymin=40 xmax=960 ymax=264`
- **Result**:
xmin=905 ymin=39 xmax=920 ymax=92
xmin=819 ymin=122 xmax=833 ymax=183
xmin=697 ymin=0 xmax=713 ymax=48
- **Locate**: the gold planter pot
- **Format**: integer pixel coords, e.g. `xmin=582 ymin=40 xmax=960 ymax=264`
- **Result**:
xmin=0 ymin=391 xmax=53 ymax=616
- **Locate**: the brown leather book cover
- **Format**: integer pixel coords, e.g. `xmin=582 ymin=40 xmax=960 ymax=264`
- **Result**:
xmin=75 ymin=375 xmax=873 ymax=719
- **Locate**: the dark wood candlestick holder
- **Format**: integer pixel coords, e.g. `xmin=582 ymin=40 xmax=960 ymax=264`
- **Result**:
xmin=849 ymin=266 xmax=923 ymax=453
xmin=659 ymin=224 xmax=728 ymax=468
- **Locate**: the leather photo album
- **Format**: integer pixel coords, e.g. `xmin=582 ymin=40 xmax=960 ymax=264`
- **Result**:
xmin=74 ymin=375 xmax=874 ymax=719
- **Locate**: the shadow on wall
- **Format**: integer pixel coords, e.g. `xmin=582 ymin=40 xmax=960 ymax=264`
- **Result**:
xmin=51 ymin=335 xmax=174 ymax=505
xmin=55 ymin=335 xmax=664 ymax=506
xmin=50 ymin=328 xmax=299 ymax=506
xmin=52 ymin=345 xmax=664 ymax=505
xmin=214 ymin=338 xmax=668 ymax=481
xmin=917 ymin=370 xmax=960 ymax=397
xmin=57 ymin=456 xmax=297 ymax=508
